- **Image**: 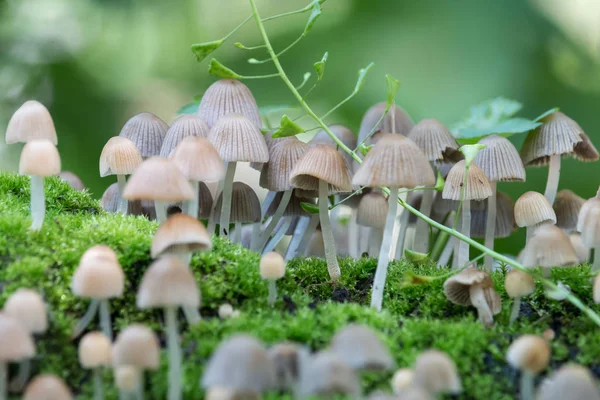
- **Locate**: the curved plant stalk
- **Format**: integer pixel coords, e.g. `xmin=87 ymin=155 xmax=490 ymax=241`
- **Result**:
xmin=318 ymin=180 xmax=340 ymax=280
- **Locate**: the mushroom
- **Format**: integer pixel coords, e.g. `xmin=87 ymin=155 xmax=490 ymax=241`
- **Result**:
xmin=569 ymin=233 xmax=590 ymax=263
xmin=217 ymin=303 xmax=234 ymax=319
xmin=137 ymin=255 xmax=200 ymax=400
xmin=290 ymin=144 xmax=353 ymax=280
xmin=118 ymin=112 xmax=169 ymax=159
xmin=577 ymin=198 xmax=600 ymax=272
xmin=100 ymin=183 xmax=144 ymax=216
xmin=259 ymin=252 xmax=286 ymax=306
xmin=58 ymin=171 xmax=85 ymax=191
xmin=443 ymin=267 xmax=501 ymax=326
xmin=391 ymin=368 xmax=414 ymax=394
xmin=330 ymin=324 xmax=394 ymax=372
xmin=593 ymin=273 xmax=600 ymax=304
xmin=5 ymin=100 xmax=57 ymax=144
xmin=160 ymin=114 xmax=209 ymax=157
xmin=474 ymin=135 xmax=526 ymax=269
xmin=23 ymin=374 xmax=72 ymax=400
xmin=504 ymin=269 xmax=535 ymax=325
xmin=213 ymin=182 xmax=261 ymax=243
xmin=0 ymin=313 xmax=36 ymax=399
xmin=297 ymin=350 xmax=361 ymax=399
xmin=209 ymin=114 xmax=269 ymax=236
xmin=197 ymin=79 xmax=262 ymax=128
xmin=553 ymin=190 xmax=585 ymax=233
xmin=266 ymin=192 xmax=312 ymax=257
xmin=311 ymin=125 xmax=357 ymax=164
xmin=514 ymin=191 xmax=556 ymax=244
xmin=18 ymin=139 xmax=61 ymax=231
xmin=99 ymin=136 xmax=143 ymax=214
xmin=443 ymin=160 xmax=492 ymax=267
xmin=151 ymin=213 xmax=212 ymax=265
xmin=114 ymin=366 xmax=142 ymax=399
xmin=537 ymin=364 xmax=600 ymax=400
xmin=520 ymin=224 xmax=578 ymax=276
xmin=79 ymin=331 xmax=111 ymax=400
xmin=356 ymin=191 xmax=388 ymax=256
xmin=413 ymin=349 xmax=462 ymax=397
xmin=357 ymin=102 xmax=414 ymax=147
xmin=506 ymin=334 xmax=550 ymax=400
xmin=71 ymin=245 xmax=124 ymax=340
xmin=268 ymin=342 xmax=311 ymax=393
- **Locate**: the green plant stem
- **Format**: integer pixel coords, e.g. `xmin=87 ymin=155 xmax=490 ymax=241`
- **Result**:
xmin=261 ymin=2 xmax=314 ymax=22
xmin=250 ymin=35 xmax=303 ymax=64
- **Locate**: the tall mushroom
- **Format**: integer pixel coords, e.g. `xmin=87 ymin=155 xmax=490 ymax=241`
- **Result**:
xmin=506 ymin=335 xmax=550 ymax=400
xmin=78 ymin=331 xmax=111 ymax=400
xmin=514 ymin=191 xmax=557 ymax=244
xmin=413 ymin=350 xmax=462 ymax=397
xmin=197 ymin=79 xmax=262 ymax=128
xmin=520 ymin=224 xmax=578 ymax=276
xmin=5 ymin=100 xmax=57 ymax=145
xmin=160 ymin=114 xmax=209 ymax=157
xmin=330 ymin=324 xmax=394 ymax=372
xmin=353 ymin=134 xmax=435 ymax=311
xmin=119 ymin=112 xmax=169 ymax=159
xmin=577 ymin=199 xmax=600 ymax=271
xmin=0 ymin=313 xmax=35 ymax=400
xmin=505 ymin=269 xmax=535 ymax=325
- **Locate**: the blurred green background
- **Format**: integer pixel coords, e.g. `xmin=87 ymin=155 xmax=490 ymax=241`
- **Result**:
xmin=1 ymin=0 xmax=599 ymax=254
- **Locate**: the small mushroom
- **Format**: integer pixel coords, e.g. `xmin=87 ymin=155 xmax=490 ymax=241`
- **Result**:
xmin=356 ymin=191 xmax=388 ymax=257
xmin=151 ymin=213 xmax=212 ymax=264
xmin=118 ymin=112 xmax=169 ymax=158
xmin=0 ymin=313 xmax=35 ymax=400
xmin=391 ymin=368 xmax=414 ymax=394
xmin=329 ymin=324 xmax=394 ymax=372
xmin=520 ymin=224 xmax=578 ymax=276
xmin=553 ymin=190 xmax=585 ymax=233
xmin=23 ymin=374 xmax=72 ymax=400
xmin=114 ymin=366 xmax=142 ymax=398
xmin=259 ymin=252 xmax=286 ymax=306
xmin=79 ymin=331 xmax=111 ymax=400
xmin=58 ymin=171 xmax=85 ymax=191
xmin=537 ymin=364 xmax=599 ymax=400
xmin=160 ymin=114 xmax=209 ymax=157
xmin=413 ymin=349 xmax=462 ymax=396
xmin=577 ymin=198 xmax=600 ymax=272
xmin=5 ymin=100 xmax=57 ymax=144
xmin=506 ymin=334 xmax=550 ymax=400
xmin=100 ymin=183 xmax=145 ymax=216
xmin=357 ymin=102 xmax=414 ymax=147
xmin=297 ymin=350 xmax=361 ymax=399
xmin=213 ymin=182 xmax=261 ymax=243
xmin=198 ymin=79 xmax=262 ymax=128
xmin=217 ymin=303 xmax=233 ymax=319
xmin=504 ymin=269 xmax=535 ymax=325
xmin=268 ymin=342 xmax=311 ymax=392
xmin=514 ymin=191 xmax=557 ymax=244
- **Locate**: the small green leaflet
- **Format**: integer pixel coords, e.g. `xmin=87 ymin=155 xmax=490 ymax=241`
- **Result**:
xmin=358 ymin=143 xmax=373 ymax=156
xmin=300 ymin=202 xmax=319 ymax=214
xmin=271 ymin=115 xmax=306 ymax=138
xmin=534 ymin=107 xmax=559 ymax=122
xmin=191 ymin=40 xmax=223 ymax=63
xmin=314 ymin=52 xmax=328 ymax=81
xmin=434 ymin=171 xmax=445 ymax=192
xmin=354 ymin=62 xmax=375 ymax=93
xmin=296 ymin=72 xmax=312 ymax=90
xmin=208 ymin=59 xmax=242 ymax=79
xmin=399 ymin=271 xmax=435 ymax=288
xmin=303 ymin=0 xmax=322 ymax=36
xmin=385 ymin=74 xmax=401 ymax=108
xmin=404 ymin=249 xmax=429 ymax=265
xmin=459 ymin=143 xmax=486 ymax=168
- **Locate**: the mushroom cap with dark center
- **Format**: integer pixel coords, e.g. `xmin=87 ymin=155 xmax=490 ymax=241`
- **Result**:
xmin=101 ymin=183 xmax=145 ymax=215
xmin=413 ymin=349 xmax=462 ymax=395
xmin=99 ymin=136 xmax=143 ymax=177
xmin=0 ymin=313 xmax=36 ymax=362
xmin=260 ymin=137 xmax=309 ymax=192
xmin=208 ymin=113 xmax=269 ymax=163
xmin=72 ymin=246 xmax=124 ymax=299
xmin=514 ymin=191 xmax=556 ymax=228
xmin=2 ymin=288 xmax=48 ymax=334
xmin=504 ymin=269 xmax=535 ymax=298
xmin=160 ymin=114 xmax=209 ymax=157
xmin=6 ymin=100 xmax=57 ymax=144
xmin=23 ymin=374 xmax=72 ymax=400
xmin=119 ymin=112 xmax=169 ymax=158
xmin=151 ymin=213 xmax=212 ymax=258
xmin=407 ymin=118 xmax=461 ymax=163
xmin=214 ymin=181 xmax=261 ymax=223
xmin=553 ymin=190 xmax=585 ymax=232
xmin=470 ymin=191 xmax=516 ymax=238
xmin=170 ymin=136 xmax=225 ymax=182
xmin=290 ymin=144 xmax=353 ymax=194
xmin=442 ymin=160 xmax=492 ymax=201
xmin=520 ymin=224 xmax=578 ymax=268
xmin=358 ymin=102 xmax=415 ymax=146
xmin=297 ymin=350 xmax=361 ymax=397
xmin=19 ymin=139 xmax=61 ymax=177
xmin=443 ymin=267 xmax=494 ymax=306
xmin=330 ymin=324 xmax=394 ymax=371
xmin=474 ymin=135 xmax=525 ymax=182
xmin=198 ymin=79 xmax=262 ymax=128
xmin=506 ymin=335 xmax=550 ymax=375
xmin=111 ymin=324 xmax=160 ymax=370
xmin=537 ymin=364 xmax=600 ymax=400
xmin=356 ymin=192 xmax=388 ymax=229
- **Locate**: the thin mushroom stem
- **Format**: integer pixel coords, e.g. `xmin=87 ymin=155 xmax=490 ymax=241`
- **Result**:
xmin=348 ymin=208 xmax=359 ymax=258
xmin=394 ymin=204 xmax=411 ymax=260
xmin=234 ymin=222 xmax=242 ymax=244
xmin=8 ymin=359 xmax=31 ymax=392
xmin=185 ymin=181 xmax=200 ymax=219
xmin=154 ymin=201 xmax=168 ymax=224
xmin=593 ymin=247 xmax=600 ymax=273
xmin=260 ymin=191 xmax=278 ymax=217
xmin=117 ymin=175 xmax=129 ymax=215
xmin=295 ymin=214 xmax=319 ymax=257
xmin=182 ymin=306 xmax=202 ymax=326
xmin=252 ymin=191 xmax=278 ymax=249
xmin=285 ymin=216 xmax=310 ymax=260
xmin=437 ymin=237 xmax=456 ymax=268
xmin=72 ymin=299 xmax=100 ymax=338
xmin=369 ymin=228 xmax=383 ymax=256
xmin=484 ymin=182 xmax=497 ymax=271
xmin=520 ymin=371 xmax=535 ymax=400
xmin=0 ymin=362 xmax=6 ymax=400
xmin=255 ymin=189 xmax=292 ymax=251
xmin=93 ymin=368 xmax=104 ymax=400
xmin=99 ymin=299 xmax=112 ymax=340
xmin=263 ymin=217 xmax=291 ymax=254
xmin=544 ymin=154 xmax=561 ymax=205
xmin=414 ymin=189 xmax=434 ymax=252
xmin=458 ymin=199 xmax=471 ymax=267
xmin=30 ymin=175 xmax=45 ymax=231
xmin=509 ymin=297 xmax=521 ymax=326
xmin=525 ymin=226 xmax=534 ymax=245
xmin=136 ymin=373 xmax=144 ymax=400
xmin=371 ymin=186 xmax=399 ymax=311
xmin=165 ymin=306 xmax=182 ymax=400
xmin=318 ymin=179 xmax=341 ymax=280
xmin=267 ymin=280 xmax=278 ymax=306
xmin=469 ymin=285 xmax=494 ymax=326
xmin=219 ymin=162 xmax=237 ymax=237
xmin=207 ymin=179 xmax=224 ymax=234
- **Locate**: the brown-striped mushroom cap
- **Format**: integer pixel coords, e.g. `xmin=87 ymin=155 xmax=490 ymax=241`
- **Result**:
xmin=152 ymin=213 xmax=212 ymax=258
xmin=297 ymin=351 xmax=361 ymax=397
xmin=260 ymin=137 xmax=309 ymax=192
xmin=504 ymin=269 xmax=535 ymax=299
xmin=537 ymin=364 xmax=600 ymax=400
xmin=198 ymin=79 xmax=261 ymax=128
xmin=23 ymin=374 xmax=72 ymax=400
xmin=58 ymin=171 xmax=85 ymax=191
xmin=578 ymin=200 xmax=600 ymax=249
xmin=330 ymin=324 xmax=394 ymax=371
xmin=2 ymin=289 xmax=48 ymax=334
xmin=99 ymin=136 xmax=143 ymax=177
xmin=160 ymin=114 xmax=209 ymax=157
xmin=407 ymin=119 xmax=461 ymax=163
xmin=170 ymin=136 xmax=225 ymax=182
xmin=311 ymin=125 xmax=357 ymax=165
xmin=290 ymin=144 xmax=353 ymax=194
xmin=111 ymin=324 xmax=160 ymax=370
xmin=474 ymin=135 xmax=525 ymax=182
xmin=553 ymin=190 xmax=585 ymax=232
xmin=506 ymin=335 xmax=550 ymax=375
xmin=520 ymin=224 xmax=578 ymax=268
xmin=514 ymin=191 xmax=556 ymax=228
xmin=353 ymin=134 xmax=435 ymax=189
xmin=72 ymin=246 xmax=124 ymax=299
xmin=214 ymin=182 xmax=261 ymax=223
xmin=356 ymin=192 xmax=388 ymax=229
xmin=19 ymin=139 xmax=61 ymax=177
xmin=266 ymin=191 xmax=310 ymax=218
xmin=122 ymin=157 xmax=195 ymax=202
xmin=209 ymin=113 xmax=268 ymax=163
xmin=442 ymin=160 xmax=492 ymax=201
xmin=101 ymin=183 xmax=144 ymax=215
xmin=358 ymin=102 xmax=414 ymax=145
xmin=119 ymin=112 xmax=169 ymax=158
xmin=470 ymin=191 xmax=515 ymax=238
xmin=78 ymin=331 xmax=111 ymax=368
xmin=0 ymin=313 xmax=36 ymax=362
xmin=5 ymin=100 xmax=57 ymax=144
xmin=413 ymin=350 xmax=462 ymax=395
xmin=572 ymin=133 xmax=600 ymax=162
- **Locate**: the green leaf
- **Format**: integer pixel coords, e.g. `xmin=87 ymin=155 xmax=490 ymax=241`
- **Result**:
xmin=534 ymin=107 xmax=559 ymax=122
xmin=385 ymin=74 xmax=401 ymax=108
xmin=271 ymin=115 xmax=306 ymax=138
xmin=208 ymin=58 xmax=243 ymax=79
xmin=404 ymin=249 xmax=429 ymax=265
xmin=358 ymin=143 xmax=373 ymax=156
xmin=434 ymin=171 xmax=445 ymax=192
xmin=399 ymin=271 xmax=435 ymax=288
xmin=354 ymin=62 xmax=375 ymax=93
xmin=296 ymin=72 xmax=312 ymax=90
xmin=460 ymin=143 xmax=486 ymax=167
xmin=303 ymin=0 xmax=322 ymax=36
xmin=313 ymin=52 xmax=328 ymax=81
xmin=177 ymin=102 xmax=199 ymax=115
xmin=300 ymin=202 xmax=319 ymax=214
xmin=191 ymin=40 xmax=223 ymax=63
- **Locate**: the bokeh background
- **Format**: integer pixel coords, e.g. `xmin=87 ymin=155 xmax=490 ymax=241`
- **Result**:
xmin=1 ymin=0 xmax=599 ymax=254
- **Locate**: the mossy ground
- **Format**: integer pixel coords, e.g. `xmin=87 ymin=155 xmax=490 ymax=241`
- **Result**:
xmin=0 ymin=171 xmax=599 ymax=399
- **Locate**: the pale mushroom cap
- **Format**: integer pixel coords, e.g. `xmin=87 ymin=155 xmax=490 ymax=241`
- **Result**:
xmin=170 ymin=136 xmax=225 ymax=182
xmin=58 ymin=171 xmax=85 ymax=191
xmin=470 ymin=191 xmax=516 ymax=238
xmin=504 ymin=269 xmax=535 ymax=298
xmin=506 ymin=335 xmax=550 ymax=374
xmin=6 ymin=100 xmax=57 ymax=144
xmin=208 ymin=113 xmax=268 ymax=163
xmin=578 ymin=201 xmax=600 ymax=248
xmin=514 ymin=191 xmax=557 ymax=227
xmin=391 ymin=368 xmax=414 ymax=394
xmin=290 ymin=144 xmax=353 ymax=193
xmin=442 ymin=160 xmax=492 ymax=201
xmin=119 ymin=112 xmax=169 ymax=158
xmin=214 ymin=181 xmax=261 ymax=223
xmin=218 ymin=303 xmax=234 ymax=319
xmin=520 ymin=224 xmax=578 ymax=268
xmin=356 ymin=192 xmax=388 ymax=229
xmin=474 ymin=135 xmax=526 ymax=182
xmin=79 ymin=331 xmax=112 ymax=368
xmin=151 ymin=213 xmax=212 ymax=258
xmin=330 ymin=324 xmax=394 ymax=371
xmin=72 ymin=248 xmax=124 ymax=299
xmin=297 ymin=350 xmax=361 ymax=397
xmin=23 ymin=374 xmax=72 ymax=400
xmin=0 ymin=313 xmax=36 ymax=361
xmin=553 ymin=189 xmax=585 ymax=232
xmin=593 ymin=273 xmax=600 ymax=304
xmin=353 ymin=133 xmax=435 ymax=189
xmin=111 ymin=324 xmax=160 ymax=369
xmin=260 ymin=137 xmax=309 ymax=192
xmin=260 ymin=252 xmax=286 ymax=280
xmin=577 ymin=198 xmax=600 ymax=232
xmin=122 ymin=156 xmax=196 ymax=202
xmin=114 ymin=365 xmax=141 ymax=392
xmin=160 ymin=114 xmax=210 ymax=157
xmin=19 ymin=139 xmax=61 ymax=176
xmin=79 ymin=244 xmax=119 ymax=264
xmin=268 ymin=342 xmax=311 ymax=390
xmin=99 ymin=136 xmax=143 ymax=177
xmin=413 ymin=349 xmax=462 ymax=395
xmin=570 ymin=233 xmax=590 ymax=263
xmin=537 ymin=364 xmax=600 ymax=400
xmin=100 ymin=183 xmax=144 ymax=215
xmin=443 ymin=267 xmax=493 ymax=306
xmin=198 ymin=79 xmax=262 ymax=128
xmin=2 ymin=288 xmax=48 ymax=334
xmin=358 ymin=102 xmax=415 ymax=145
xmin=137 ymin=255 xmax=200 ymax=308
xmin=407 ymin=118 xmax=461 ymax=163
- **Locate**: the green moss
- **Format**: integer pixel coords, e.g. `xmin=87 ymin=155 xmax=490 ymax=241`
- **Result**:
xmin=1 ymin=171 xmax=599 ymax=399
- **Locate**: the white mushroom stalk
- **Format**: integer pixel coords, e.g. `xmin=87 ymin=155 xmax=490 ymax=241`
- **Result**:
xmin=255 ymin=189 xmax=292 ymax=251
xmin=165 ymin=306 xmax=182 ymax=400
xmin=263 ymin=217 xmax=292 ymax=254
xmin=484 ymin=182 xmax=497 ymax=270
xmin=93 ymin=368 xmax=103 ymax=400
xmin=184 ymin=181 xmax=200 ymax=218
xmin=286 ymin=216 xmax=311 ymax=260
xmin=155 ymin=201 xmax=168 ymax=224
xmin=544 ymin=154 xmax=561 ymax=205
xmin=219 ymin=162 xmax=237 ymax=237
xmin=29 ymin=175 xmax=46 ymax=231
xmin=319 ymin=179 xmax=341 ymax=280
xmin=267 ymin=280 xmax=278 ymax=306
xmin=414 ymin=189 xmax=434 ymax=252
xmin=458 ymin=197 xmax=471 ymax=267
xmin=116 ymin=174 xmax=128 ymax=215
xmin=99 ymin=299 xmax=112 ymax=340
xmin=510 ymin=296 xmax=522 ymax=326
xmin=469 ymin=285 xmax=494 ymax=326
xmin=72 ymin=299 xmax=100 ymax=338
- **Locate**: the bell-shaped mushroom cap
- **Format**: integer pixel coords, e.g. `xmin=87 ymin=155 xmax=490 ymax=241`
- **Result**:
xmin=520 ymin=111 xmax=585 ymax=167
xmin=572 ymin=132 xmax=599 ymax=162
xmin=151 ymin=213 xmax=212 ymax=258
xmin=198 ymin=79 xmax=262 ymax=128
xmin=268 ymin=342 xmax=311 ymax=390
xmin=99 ymin=136 xmax=143 ymax=177
xmin=391 ymin=368 xmax=414 ymax=394
xmin=290 ymin=144 xmax=353 ymax=193
xmin=101 ymin=183 xmax=144 ymax=215
xmin=19 ymin=139 xmax=61 ymax=177
xmin=266 ymin=191 xmax=310 ymax=218
xmin=114 ymin=366 xmax=141 ymax=392
xmin=170 ymin=136 xmax=225 ymax=182
xmin=137 ymin=255 xmax=200 ymax=308
xmin=593 ymin=273 xmax=600 ymax=303
xmin=0 ymin=313 xmax=36 ymax=361
xmin=443 ymin=267 xmax=494 ymax=306
xmin=474 ymin=135 xmax=526 ymax=182
xmin=413 ymin=349 xmax=462 ymax=395
xmin=260 ymin=252 xmax=286 ymax=280
xmin=553 ymin=190 xmax=585 ymax=232
xmin=118 ymin=112 xmax=169 ymax=158
xmin=570 ymin=233 xmax=590 ymax=263
xmin=358 ymin=102 xmax=415 ymax=145
xmin=202 ymin=334 xmax=276 ymax=392
xmin=520 ymin=224 xmax=578 ymax=268
xmin=330 ymin=324 xmax=394 ymax=371
xmin=160 ymin=114 xmax=210 ymax=157
xmin=578 ymin=200 xmax=600 ymax=248
xmin=23 ymin=374 xmax=72 ymax=400
xmin=2 ymin=288 xmax=48 ymax=334
xmin=470 ymin=191 xmax=515 ymax=238
xmin=72 ymin=246 xmax=124 ymax=299
xmin=6 ymin=100 xmax=57 ymax=144
xmin=260 ymin=137 xmax=309 ymax=192
xmin=196 ymin=181 xmax=214 ymax=219
xmin=514 ymin=191 xmax=557 ymax=228
xmin=209 ymin=113 xmax=268 ymax=163
xmin=312 ymin=125 xmax=357 ymax=150
xmin=506 ymin=335 xmax=550 ymax=375
xmin=353 ymin=134 xmax=435 ymax=189
xmin=357 ymin=192 xmax=388 ymax=229
xmin=407 ymin=119 xmax=461 ymax=163
xmin=122 ymin=157 xmax=196 ymax=202
xmin=537 ymin=364 xmax=600 ymax=400
xmin=442 ymin=160 xmax=492 ymax=201
xmin=111 ymin=324 xmax=160 ymax=369
xmin=79 ymin=331 xmax=111 ymax=368
xmin=58 ymin=171 xmax=85 ymax=191
xmin=578 ymin=198 xmax=600 ymax=232
xmin=504 ymin=269 xmax=535 ymax=298
xmin=214 ymin=181 xmax=261 ymax=223
xmin=297 ymin=350 xmax=361 ymax=397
